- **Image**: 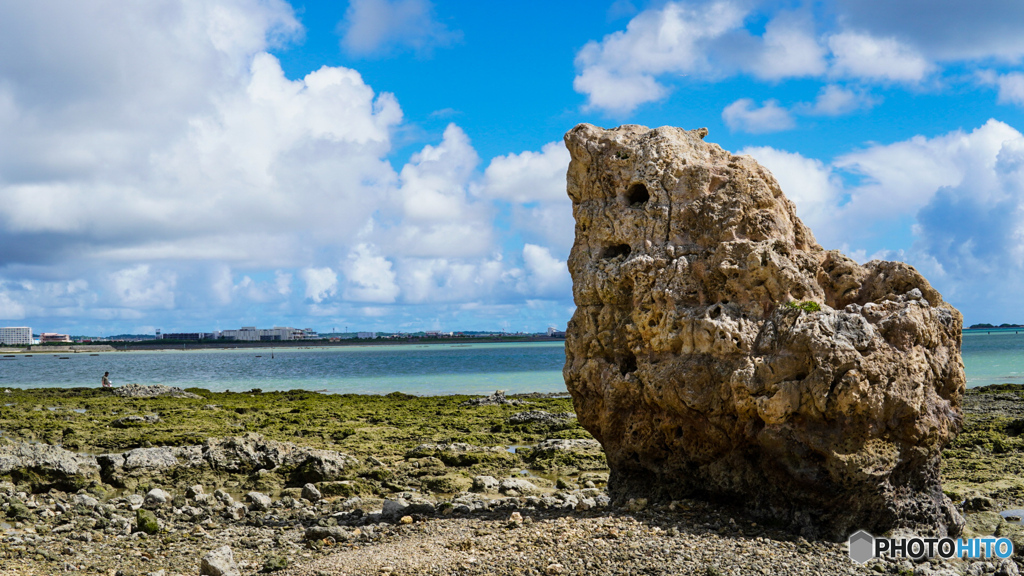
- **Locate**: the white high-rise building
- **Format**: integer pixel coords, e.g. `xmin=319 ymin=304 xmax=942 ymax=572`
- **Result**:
xmin=0 ymin=327 xmax=31 ymax=345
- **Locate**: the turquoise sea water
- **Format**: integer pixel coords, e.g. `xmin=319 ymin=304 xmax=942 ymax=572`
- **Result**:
xmin=963 ymin=329 xmax=1024 ymax=388
xmin=0 ymin=342 xmax=568 ymax=395
xmin=0 ymin=331 xmax=1020 ymax=394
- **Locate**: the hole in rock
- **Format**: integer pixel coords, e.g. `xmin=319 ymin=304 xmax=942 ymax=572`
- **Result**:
xmin=602 ymin=244 xmax=632 ymax=260
xmin=620 ymin=352 xmax=638 ymax=376
xmin=626 ymin=183 xmax=650 ymax=205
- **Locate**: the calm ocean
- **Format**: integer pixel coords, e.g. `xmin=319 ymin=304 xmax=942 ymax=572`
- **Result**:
xmin=0 ymin=331 xmax=1020 ymax=394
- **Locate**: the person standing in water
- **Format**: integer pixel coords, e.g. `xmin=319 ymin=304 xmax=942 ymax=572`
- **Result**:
xmin=101 ymin=371 xmax=111 ymax=388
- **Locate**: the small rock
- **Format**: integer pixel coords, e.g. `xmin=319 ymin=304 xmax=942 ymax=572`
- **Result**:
xmin=965 ymin=496 xmax=995 ymax=512
xmin=382 ymin=498 xmax=410 ymax=520
xmin=127 ymin=494 xmax=145 ymax=510
xmin=472 ymin=475 xmax=500 ymax=493
xmin=997 ymin=559 xmax=1020 ymax=576
xmin=200 ymin=545 xmax=240 ymax=576
xmin=460 ymin=390 xmax=527 ymax=406
xmin=627 ymin=498 xmax=648 ymax=512
xmin=245 ymin=491 xmax=272 ymax=511
xmin=186 ymin=485 xmax=205 ymax=499
xmin=305 ymin=526 xmax=350 ymax=541
xmin=301 ymin=483 xmax=322 ymax=502
xmin=225 ymin=502 xmax=246 ymax=520
xmin=400 ymin=515 xmax=413 ymax=525
xmin=145 ymin=488 xmax=171 ymax=505
xmin=499 ymin=478 xmax=539 ymax=495
xmin=73 ymin=493 xmax=99 ymax=509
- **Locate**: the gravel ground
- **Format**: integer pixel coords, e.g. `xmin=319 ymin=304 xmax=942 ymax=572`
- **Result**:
xmin=279 ymin=508 xmax=871 ymax=576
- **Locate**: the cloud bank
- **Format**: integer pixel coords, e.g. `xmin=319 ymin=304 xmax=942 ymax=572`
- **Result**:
xmin=574 ymin=0 xmax=1024 ymax=130
xmin=0 ymin=0 xmax=571 ymax=334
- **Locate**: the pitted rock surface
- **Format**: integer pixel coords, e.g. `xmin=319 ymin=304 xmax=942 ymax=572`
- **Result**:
xmin=562 ymin=123 xmax=966 ymax=539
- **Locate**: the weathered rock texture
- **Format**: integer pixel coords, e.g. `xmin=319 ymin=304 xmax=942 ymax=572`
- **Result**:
xmin=562 ymin=123 xmax=966 ymax=539
xmin=0 ymin=433 xmax=358 ymax=492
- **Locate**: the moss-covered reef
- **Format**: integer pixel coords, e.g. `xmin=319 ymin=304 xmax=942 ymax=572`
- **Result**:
xmin=942 ymin=384 xmax=1024 ymax=506
xmin=0 ymin=387 xmax=605 ymax=496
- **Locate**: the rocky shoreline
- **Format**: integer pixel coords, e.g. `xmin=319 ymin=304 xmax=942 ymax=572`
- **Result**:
xmin=0 ymin=385 xmax=1020 ymax=575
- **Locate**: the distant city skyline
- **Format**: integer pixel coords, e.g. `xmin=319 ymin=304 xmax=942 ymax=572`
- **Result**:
xmin=3 ymin=1 xmax=1024 ymax=333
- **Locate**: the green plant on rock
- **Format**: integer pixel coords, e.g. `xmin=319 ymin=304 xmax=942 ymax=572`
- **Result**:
xmin=784 ymin=300 xmax=821 ymax=312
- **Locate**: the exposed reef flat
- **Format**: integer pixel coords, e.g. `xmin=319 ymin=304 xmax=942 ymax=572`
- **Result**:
xmin=0 ymin=385 xmax=1018 ymax=575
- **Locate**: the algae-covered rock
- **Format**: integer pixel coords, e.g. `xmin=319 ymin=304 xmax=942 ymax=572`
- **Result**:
xmin=526 ymin=439 xmax=607 ymax=472
xmin=995 ymin=522 xmax=1024 ymax=557
xmin=406 ymin=443 xmax=513 ymax=467
xmin=262 ymin=555 xmax=289 ymax=572
xmin=0 ymin=439 xmax=101 ymax=491
xmin=112 ymin=414 xmax=161 ymax=428
xmin=135 ymin=508 xmax=159 ymax=534
xmin=95 ymin=433 xmax=358 ymax=490
xmin=114 ymin=384 xmax=201 ymax=399
xmin=6 ymin=497 xmax=31 ymax=520
xmin=422 ymin=474 xmax=473 ymax=494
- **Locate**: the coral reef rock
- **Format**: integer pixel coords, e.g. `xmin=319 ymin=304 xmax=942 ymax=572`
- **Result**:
xmin=562 ymin=123 xmax=966 ymax=539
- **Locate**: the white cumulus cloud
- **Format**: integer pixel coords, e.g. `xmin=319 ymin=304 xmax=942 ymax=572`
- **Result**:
xmin=109 ymin=265 xmax=176 ymax=309
xmin=804 ymin=84 xmax=878 ymax=116
xmin=344 ymin=244 xmax=400 ymax=303
xmin=519 ymin=244 xmax=570 ymax=298
xmin=573 ymin=1 xmax=748 ymax=114
xmin=827 ymin=31 xmax=932 ymax=83
xmin=722 ymin=99 xmax=795 ymax=134
xmin=300 ymin=267 xmax=338 ymax=303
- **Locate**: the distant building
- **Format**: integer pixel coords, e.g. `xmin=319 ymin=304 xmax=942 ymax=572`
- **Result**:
xmin=160 ymin=333 xmax=209 ymax=341
xmin=218 ymin=326 xmax=319 ymax=342
xmin=547 ymin=327 xmax=566 ymax=338
xmin=0 ymin=327 xmax=31 ymax=345
xmin=39 ymin=333 xmax=72 ymax=343
xmin=357 ymin=332 xmax=377 ymax=339
xmin=424 ymin=331 xmax=453 ymax=337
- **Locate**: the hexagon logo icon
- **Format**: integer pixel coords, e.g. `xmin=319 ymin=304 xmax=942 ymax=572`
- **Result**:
xmin=849 ymin=530 xmax=875 ymax=564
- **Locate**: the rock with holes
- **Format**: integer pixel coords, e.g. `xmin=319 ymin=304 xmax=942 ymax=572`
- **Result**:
xmin=562 ymin=123 xmax=965 ymax=540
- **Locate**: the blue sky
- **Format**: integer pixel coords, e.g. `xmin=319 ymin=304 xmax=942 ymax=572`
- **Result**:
xmin=2 ymin=0 xmax=1024 ymax=335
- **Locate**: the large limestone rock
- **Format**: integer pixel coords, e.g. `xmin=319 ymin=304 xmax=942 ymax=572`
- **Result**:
xmin=562 ymin=123 xmax=966 ymax=539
